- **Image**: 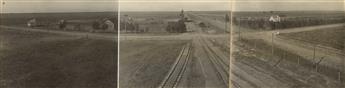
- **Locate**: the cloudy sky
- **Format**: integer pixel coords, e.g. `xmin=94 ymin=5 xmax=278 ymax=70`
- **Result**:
xmin=0 ymin=0 xmax=343 ymax=13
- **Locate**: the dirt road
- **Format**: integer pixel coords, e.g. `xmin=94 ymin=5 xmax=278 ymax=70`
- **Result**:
xmin=118 ymin=13 xmax=230 ymax=88
xmin=235 ymin=23 xmax=345 ymax=88
xmin=0 ymin=25 xmax=117 ymax=40
xmin=174 ymin=22 xmax=229 ymax=88
xmin=242 ymin=23 xmax=345 ymax=71
xmin=194 ymin=13 xmax=344 ymax=88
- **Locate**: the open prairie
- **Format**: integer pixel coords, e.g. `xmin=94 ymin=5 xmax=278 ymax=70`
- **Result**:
xmin=234 ymin=11 xmax=345 ymax=88
xmin=0 ymin=28 xmax=117 ymax=88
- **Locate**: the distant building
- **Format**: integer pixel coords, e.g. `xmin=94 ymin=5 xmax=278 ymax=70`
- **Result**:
xmin=104 ymin=20 xmax=115 ymax=31
xmin=180 ymin=9 xmax=185 ymax=19
xmin=269 ymin=15 xmax=281 ymax=22
xmin=58 ymin=19 xmax=66 ymax=29
xmin=27 ymin=18 xmax=37 ymax=27
xmin=269 ymin=15 xmax=281 ymax=30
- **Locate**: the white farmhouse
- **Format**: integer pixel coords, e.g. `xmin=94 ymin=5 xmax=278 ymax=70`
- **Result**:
xmin=269 ymin=15 xmax=281 ymax=22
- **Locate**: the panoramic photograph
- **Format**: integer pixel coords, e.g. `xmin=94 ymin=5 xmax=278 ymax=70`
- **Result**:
xmin=1 ymin=0 xmax=345 ymax=88
xmin=0 ymin=0 xmax=118 ymax=88
xmin=119 ymin=0 xmax=231 ymax=88
xmin=231 ymin=0 xmax=345 ymax=88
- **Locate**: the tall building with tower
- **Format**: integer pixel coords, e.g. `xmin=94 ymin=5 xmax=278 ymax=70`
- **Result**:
xmin=179 ymin=9 xmax=185 ymax=20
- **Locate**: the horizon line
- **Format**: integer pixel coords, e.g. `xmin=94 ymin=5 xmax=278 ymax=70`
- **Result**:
xmin=1 ymin=10 xmax=344 ymax=14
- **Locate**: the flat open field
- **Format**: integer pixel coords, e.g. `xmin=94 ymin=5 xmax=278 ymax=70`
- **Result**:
xmin=120 ymin=11 xmax=180 ymax=33
xmin=187 ymin=11 xmax=231 ymax=33
xmin=119 ymin=40 xmax=188 ymax=88
xmin=232 ymin=11 xmax=345 ymax=30
xmin=191 ymin=11 xmax=230 ymax=23
xmin=233 ymin=11 xmax=345 ymax=18
xmin=0 ymin=29 xmax=117 ymax=88
xmin=280 ymin=26 xmax=345 ymax=50
xmin=121 ymin=11 xmax=179 ymax=19
xmin=0 ymin=12 xmax=117 ymax=26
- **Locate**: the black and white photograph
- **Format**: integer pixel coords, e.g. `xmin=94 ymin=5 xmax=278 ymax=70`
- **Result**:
xmin=1 ymin=0 xmax=345 ymax=88
xmin=0 ymin=0 xmax=118 ymax=88
xmin=119 ymin=0 xmax=231 ymax=88
xmin=231 ymin=0 xmax=345 ymax=88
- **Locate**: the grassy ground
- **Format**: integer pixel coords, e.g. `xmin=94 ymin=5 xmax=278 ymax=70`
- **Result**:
xmin=119 ymin=40 xmax=188 ymax=88
xmin=279 ymin=26 xmax=345 ymax=50
xmin=0 ymin=29 xmax=117 ymax=88
xmin=239 ymin=38 xmax=345 ymax=86
xmin=236 ymin=38 xmax=344 ymax=87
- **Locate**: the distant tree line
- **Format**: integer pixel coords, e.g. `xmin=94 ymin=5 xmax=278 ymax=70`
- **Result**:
xmin=166 ymin=20 xmax=186 ymax=33
xmin=233 ymin=16 xmax=345 ymax=30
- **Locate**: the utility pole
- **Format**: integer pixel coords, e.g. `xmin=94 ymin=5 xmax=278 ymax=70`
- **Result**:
xmin=271 ymin=33 xmax=274 ymax=60
xmin=272 ymin=32 xmax=279 ymax=60
xmin=225 ymin=19 xmax=227 ymax=33
xmin=124 ymin=15 xmax=129 ymax=33
xmin=313 ymin=44 xmax=316 ymax=62
xmin=124 ymin=21 xmax=127 ymax=33
xmin=238 ymin=19 xmax=241 ymax=41
xmin=341 ymin=42 xmax=345 ymax=82
xmin=225 ymin=14 xmax=229 ymax=33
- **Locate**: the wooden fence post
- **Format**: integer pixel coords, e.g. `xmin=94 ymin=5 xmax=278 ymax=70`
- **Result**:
xmin=339 ymin=71 xmax=341 ymax=82
xmin=254 ymin=39 xmax=257 ymax=51
xmin=297 ymin=56 xmax=300 ymax=65
xmin=315 ymin=57 xmax=325 ymax=72
xmin=274 ymin=52 xmax=285 ymax=67
xmin=86 ymin=34 xmax=89 ymax=39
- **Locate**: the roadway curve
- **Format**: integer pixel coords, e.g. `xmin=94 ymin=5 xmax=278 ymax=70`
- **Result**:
xmin=242 ymin=23 xmax=345 ymax=71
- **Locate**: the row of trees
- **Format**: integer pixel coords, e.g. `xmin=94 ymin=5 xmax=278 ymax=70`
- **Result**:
xmin=166 ymin=20 xmax=186 ymax=33
xmin=233 ymin=16 xmax=345 ymax=30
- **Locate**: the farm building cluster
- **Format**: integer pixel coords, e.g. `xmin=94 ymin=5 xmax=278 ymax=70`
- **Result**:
xmin=120 ymin=10 xmax=189 ymax=33
xmin=27 ymin=17 xmax=117 ymax=32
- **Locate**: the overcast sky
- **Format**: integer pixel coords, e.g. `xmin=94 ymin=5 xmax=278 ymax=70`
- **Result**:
xmin=0 ymin=0 xmax=343 ymax=13
xmin=0 ymin=0 xmax=118 ymax=13
xmin=233 ymin=0 xmax=344 ymax=11
xmin=120 ymin=1 xmax=231 ymax=11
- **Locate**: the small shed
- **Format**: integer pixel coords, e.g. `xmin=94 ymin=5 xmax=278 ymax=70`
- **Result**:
xmin=27 ymin=18 xmax=37 ymax=27
xmin=104 ymin=20 xmax=115 ymax=31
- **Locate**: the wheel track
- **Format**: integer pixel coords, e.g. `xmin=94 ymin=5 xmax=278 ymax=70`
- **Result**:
xmin=158 ymin=43 xmax=191 ymax=88
xmin=197 ymin=36 xmax=229 ymax=87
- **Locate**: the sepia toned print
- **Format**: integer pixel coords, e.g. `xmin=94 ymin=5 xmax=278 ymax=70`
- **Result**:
xmin=0 ymin=0 xmax=118 ymax=88
xmin=0 ymin=0 xmax=344 ymax=88
xmin=119 ymin=0 xmax=231 ymax=88
xmin=231 ymin=0 xmax=345 ymax=88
